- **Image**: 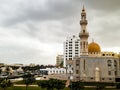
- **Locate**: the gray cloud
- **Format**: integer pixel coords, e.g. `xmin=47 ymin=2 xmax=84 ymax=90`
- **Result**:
xmin=0 ymin=0 xmax=81 ymax=26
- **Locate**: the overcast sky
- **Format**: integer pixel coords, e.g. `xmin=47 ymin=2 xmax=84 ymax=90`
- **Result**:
xmin=0 ymin=0 xmax=120 ymax=65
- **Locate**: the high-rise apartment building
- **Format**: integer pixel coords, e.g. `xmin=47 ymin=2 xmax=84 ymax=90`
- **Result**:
xmin=56 ymin=55 xmax=64 ymax=67
xmin=63 ymin=35 xmax=80 ymax=74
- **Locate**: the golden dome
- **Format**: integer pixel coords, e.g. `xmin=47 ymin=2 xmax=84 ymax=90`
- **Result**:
xmin=88 ymin=42 xmax=101 ymax=53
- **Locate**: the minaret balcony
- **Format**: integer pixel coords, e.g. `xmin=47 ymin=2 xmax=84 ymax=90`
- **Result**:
xmin=79 ymin=32 xmax=89 ymax=38
xmin=80 ymin=20 xmax=88 ymax=25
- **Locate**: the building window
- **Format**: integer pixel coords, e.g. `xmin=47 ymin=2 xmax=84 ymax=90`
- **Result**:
xmin=75 ymin=44 xmax=78 ymax=47
xmin=83 ymin=30 xmax=85 ymax=33
xmin=102 ymin=78 xmax=104 ymax=80
xmin=80 ymin=42 xmax=82 ymax=49
xmin=102 ymin=54 xmax=105 ymax=56
xmin=69 ymin=44 xmax=72 ymax=46
xmin=72 ymin=68 xmax=73 ymax=70
xmin=75 ymin=42 xmax=78 ymax=43
xmin=75 ymin=53 xmax=78 ymax=55
xmin=114 ymin=60 xmax=117 ymax=67
xmin=115 ymin=71 xmax=117 ymax=76
xmin=83 ymin=41 xmax=85 ymax=48
xmin=84 ymin=59 xmax=85 ymax=70
xmin=76 ymin=60 xmax=79 ymax=63
xmin=76 ymin=77 xmax=79 ymax=79
xmin=107 ymin=60 xmax=112 ymax=67
xmin=112 ymin=54 xmax=114 ymax=56
xmin=75 ymin=50 xmax=78 ymax=51
xmin=108 ymin=64 xmax=111 ymax=66
xmin=86 ymin=42 xmax=88 ymax=46
xmin=108 ymin=71 xmax=112 ymax=75
xmin=69 ymin=55 xmax=72 ymax=57
xmin=76 ymin=70 xmax=79 ymax=74
xmin=75 ymin=47 xmax=78 ymax=49
xmin=90 ymin=77 xmax=93 ymax=80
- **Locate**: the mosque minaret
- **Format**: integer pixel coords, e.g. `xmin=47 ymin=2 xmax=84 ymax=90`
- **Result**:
xmin=79 ymin=6 xmax=89 ymax=56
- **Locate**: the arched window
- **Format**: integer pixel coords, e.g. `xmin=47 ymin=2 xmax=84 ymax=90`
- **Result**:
xmin=84 ymin=59 xmax=85 ymax=70
xmin=83 ymin=41 xmax=85 ymax=48
xmin=107 ymin=60 xmax=112 ymax=66
xmin=80 ymin=42 xmax=82 ymax=49
xmin=102 ymin=54 xmax=105 ymax=56
xmin=76 ymin=60 xmax=79 ymax=63
xmin=108 ymin=71 xmax=112 ymax=75
xmin=83 ymin=30 xmax=85 ymax=33
xmin=107 ymin=60 xmax=112 ymax=76
xmin=114 ymin=60 xmax=117 ymax=76
xmin=114 ymin=60 xmax=117 ymax=67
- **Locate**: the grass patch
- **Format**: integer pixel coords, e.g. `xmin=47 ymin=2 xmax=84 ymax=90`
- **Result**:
xmin=14 ymin=80 xmax=37 ymax=85
xmin=0 ymin=86 xmax=118 ymax=90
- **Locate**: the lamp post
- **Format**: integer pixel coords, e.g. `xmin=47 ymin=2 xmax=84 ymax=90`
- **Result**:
xmin=70 ymin=75 xmax=73 ymax=90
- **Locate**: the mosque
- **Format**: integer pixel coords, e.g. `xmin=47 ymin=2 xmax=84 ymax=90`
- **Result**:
xmin=71 ymin=6 xmax=120 ymax=82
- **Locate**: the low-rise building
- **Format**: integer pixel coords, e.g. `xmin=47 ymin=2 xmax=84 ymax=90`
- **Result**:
xmin=40 ymin=67 xmax=66 ymax=75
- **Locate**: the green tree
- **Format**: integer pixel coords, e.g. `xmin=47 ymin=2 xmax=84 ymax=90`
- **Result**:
xmin=23 ymin=73 xmax=35 ymax=90
xmin=54 ymin=79 xmax=66 ymax=90
xmin=0 ymin=78 xmax=13 ymax=90
xmin=37 ymin=80 xmax=48 ymax=89
xmin=38 ymin=80 xmax=53 ymax=90
xmin=38 ymin=79 xmax=66 ymax=90
xmin=96 ymin=83 xmax=105 ymax=90
xmin=116 ymin=83 xmax=120 ymax=89
xmin=69 ymin=81 xmax=84 ymax=90
xmin=5 ymin=67 xmax=11 ymax=75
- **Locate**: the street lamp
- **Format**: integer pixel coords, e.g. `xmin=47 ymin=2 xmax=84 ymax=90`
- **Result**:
xmin=70 ymin=75 xmax=73 ymax=90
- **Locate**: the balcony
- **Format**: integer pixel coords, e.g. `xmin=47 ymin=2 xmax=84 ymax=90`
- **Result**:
xmin=80 ymin=20 xmax=88 ymax=25
xmin=79 ymin=32 xmax=89 ymax=38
